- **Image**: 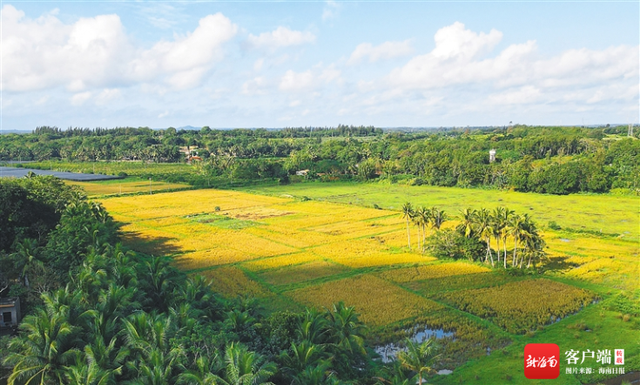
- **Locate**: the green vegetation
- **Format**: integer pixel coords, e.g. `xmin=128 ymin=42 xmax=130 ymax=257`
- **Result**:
xmin=3 ymin=124 xmax=639 ymax=194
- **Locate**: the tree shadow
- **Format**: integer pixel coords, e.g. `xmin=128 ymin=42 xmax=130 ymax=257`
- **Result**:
xmin=120 ymin=230 xmax=183 ymax=256
xmin=540 ymin=255 xmax=580 ymax=273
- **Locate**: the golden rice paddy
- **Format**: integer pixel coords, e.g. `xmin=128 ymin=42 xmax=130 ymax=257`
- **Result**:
xmin=65 ymin=179 xmax=191 ymax=196
xmin=287 ymin=275 xmax=444 ymax=326
xmin=443 ymin=279 xmax=597 ymax=334
xmin=196 ymin=266 xmax=273 ymax=298
xmin=378 ymin=262 xmax=491 ymax=283
xmin=99 ymin=187 xmax=633 ymax=331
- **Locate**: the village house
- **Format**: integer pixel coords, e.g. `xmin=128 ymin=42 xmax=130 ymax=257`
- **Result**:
xmin=0 ymin=297 xmax=20 ymax=328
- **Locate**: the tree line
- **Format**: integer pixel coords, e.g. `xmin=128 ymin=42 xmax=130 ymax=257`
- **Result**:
xmin=2 ymin=125 xmax=638 ymax=194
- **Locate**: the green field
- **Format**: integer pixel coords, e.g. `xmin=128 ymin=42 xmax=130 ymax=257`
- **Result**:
xmin=238 ymin=181 xmax=639 ymax=242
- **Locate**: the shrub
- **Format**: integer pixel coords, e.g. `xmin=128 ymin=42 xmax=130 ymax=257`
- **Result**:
xmin=426 ymin=229 xmax=485 ymax=261
xmin=548 ymin=221 xmax=561 ymax=230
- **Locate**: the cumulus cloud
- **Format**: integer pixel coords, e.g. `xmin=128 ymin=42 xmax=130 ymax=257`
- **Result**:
xmin=386 ymin=21 xmax=638 ymax=107
xmin=347 ymin=40 xmax=413 ymax=65
xmin=2 ymin=5 xmax=237 ymax=92
xmin=279 ymin=65 xmax=341 ymax=93
xmin=247 ymin=27 xmax=315 ymax=49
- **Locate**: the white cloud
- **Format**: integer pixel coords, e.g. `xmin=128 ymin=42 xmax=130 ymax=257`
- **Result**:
xmin=70 ymin=91 xmax=92 ymax=106
xmin=95 ymin=88 xmax=122 ymax=105
xmin=431 ymin=22 xmax=502 ymax=60
xmin=280 ymin=70 xmax=315 ymax=92
xmin=348 ymin=40 xmax=414 ymax=65
xmin=386 ymin=21 xmax=638 ymax=105
xmin=158 ymin=111 xmax=169 ymax=118
xmin=487 ymin=86 xmax=542 ymax=105
xmin=322 ymin=0 xmax=341 ymax=21
xmin=131 ymin=13 xmax=238 ymax=89
xmin=247 ymin=26 xmax=315 ymax=49
xmin=2 ymin=5 xmax=237 ymax=93
xmin=278 ymin=64 xmax=341 ymax=93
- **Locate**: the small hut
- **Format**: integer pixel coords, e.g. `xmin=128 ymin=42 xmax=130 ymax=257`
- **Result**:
xmin=0 ymin=297 xmax=20 ymax=327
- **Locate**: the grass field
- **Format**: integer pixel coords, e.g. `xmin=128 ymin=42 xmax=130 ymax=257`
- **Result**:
xmin=239 ymin=181 xmax=639 ymax=242
xmin=97 ymin=183 xmax=639 ymax=384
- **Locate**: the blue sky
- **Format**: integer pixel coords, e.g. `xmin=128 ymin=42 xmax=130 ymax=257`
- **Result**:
xmin=2 ymin=1 xmax=638 ymax=129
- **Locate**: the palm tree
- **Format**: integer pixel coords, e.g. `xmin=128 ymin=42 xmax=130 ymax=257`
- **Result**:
xmin=520 ymin=216 xmax=545 ymax=269
xmin=397 ymin=338 xmax=440 ymax=385
xmin=214 ymin=343 xmax=276 ymax=385
xmin=456 ymin=208 xmax=476 ymax=238
xmin=177 ymin=354 xmax=223 ymax=385
xmin=429 ymin=208 xmax=447 ymax=232
xmin=476 ymin=208 xmax=494 ymax=266
xmin=64 ymin=356 xmax=121 ymax=385
xmin=411 ymin=212 xmax=424 ymax=251
xmin=416 ymin=206 xmax=431 ymax=251
xmin=4 ymin=308 xmax=81 ymax=384
xmin=508 ymin=214 xmax=526 ymax=267
xmin=129 ymin=346 xmax=186 ymax=385
xmin=280 ymin=340 xmax=324 ymax=378
xmin=495 ymin=207 xmax=514 ymax=268
xmin=401 ymin=203 xmax=414 ymax=250
xmin=374 ymin=360 xmax=413 ymax=385
xmin=297 ymin=309 xmax=329 ymax=345
xmin=326 ymin=302 xmax=367 ymax=356
xmin=290 ymin=361 xmax=336 ymax=385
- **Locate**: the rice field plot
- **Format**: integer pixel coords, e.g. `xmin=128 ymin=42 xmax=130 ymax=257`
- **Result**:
xmin=196 ymin=266 xmax=273 ymax=299
xmin=242 ymin=252 xmax=322 ymax=271
xmin=286 ymin=274 xmax=444 ymax=326
xmin=442 ymin=279 xmax=597 ymax=334
xmin=310 ymin=238 xmax=432 ymax=268
xmin=65 ymin=178 xmax=191 ymax=196
xmin=407 ymin=271 xmax=525 ymax=297
xmin=377 ymin=262 xmax=490 ymax=283
xmin=255 ymin=260 xmax=351 ymax=286
xmin=101 ymin=188 xmax=416 ymax=283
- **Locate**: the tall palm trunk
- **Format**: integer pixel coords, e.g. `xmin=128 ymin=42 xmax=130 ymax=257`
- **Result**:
xmin=512 ymin=237 xmax=518 ymax=267
xmin=503 ymin=236 xmax=508 ymax=268
xmin=405 ymin=218 xmax=411 ymax=250
xmin=485 ymin=237 xmax=494 ymax=266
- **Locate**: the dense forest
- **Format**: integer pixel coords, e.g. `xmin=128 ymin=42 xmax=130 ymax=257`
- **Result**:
xmin=1 ymin=124 xmax=638 ymax=194
xmin=0 ymin=175 xmax=446 ymax=384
